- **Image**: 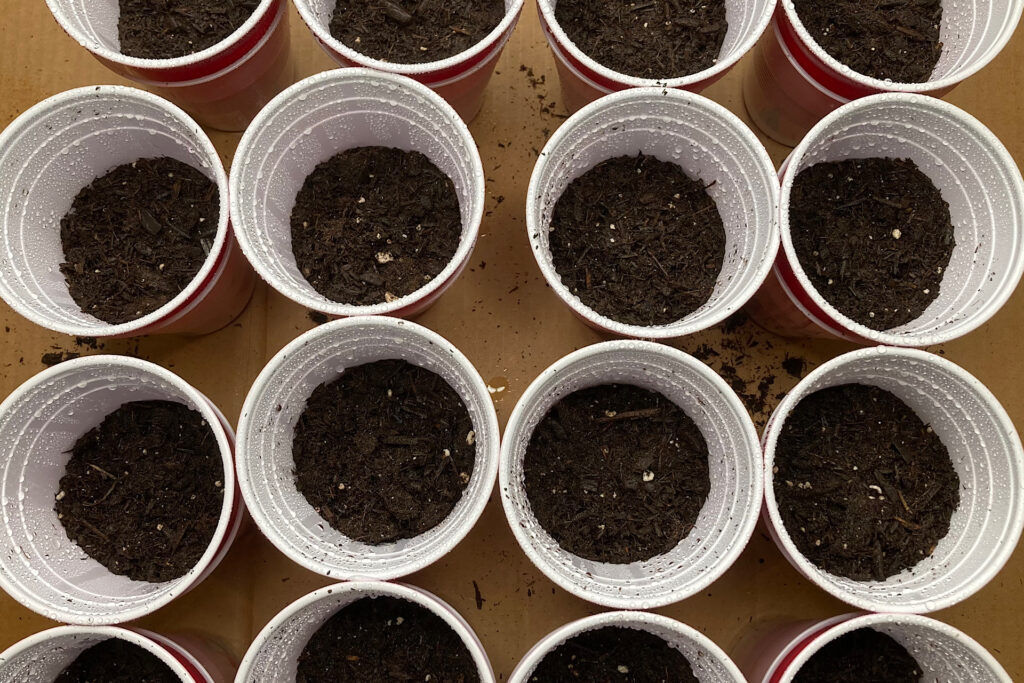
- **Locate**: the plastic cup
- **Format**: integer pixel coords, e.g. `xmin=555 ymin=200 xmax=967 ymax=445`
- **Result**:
xmin=538 ymin=0 xmax=777 ymax=113
xmin=236 ymin=581 xmax=494 ymax=682
xmin=745 ymin=93 xmax=1024 ymax=346
xmin=0 ymin=356 xmax=243 ymax=625
xmin=761 ymin=346 xmax=1024 ymax=614
xmin=293 ymin=0 xmax=524 ymax=121
xmin=44 ymin=0 xmax=294 ymax=131
xmin=744 ymin=2 xmax=1024 ymax=146
xmin=527 ymin=87 xmax=780 ymax=340
xmin=509 ymin=611 xmax=744 ymax=683
xmin=499 ymin=340 xmax=763 ymax=609
xmin=230 ymin=68 xmax=485 ymax=320
xmin=236 ymin=317 xmax=499 ymax=581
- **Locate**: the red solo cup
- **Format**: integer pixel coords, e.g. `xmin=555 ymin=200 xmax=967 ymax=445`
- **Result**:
xmin=293 ymin=0 xmax=524 ymax=121
xmin=744 ymin=2 xmax=1024 ymax=146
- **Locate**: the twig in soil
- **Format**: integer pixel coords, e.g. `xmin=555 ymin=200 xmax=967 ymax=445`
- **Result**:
xmin=595 ymin=408 xmax=661 ymax=423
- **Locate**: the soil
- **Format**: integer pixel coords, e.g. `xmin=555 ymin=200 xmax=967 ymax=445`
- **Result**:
xmin=55 ymin=638 xmax=179 ymax=683
xmin=329 ymin=0 xmax=505 ymax=64
xmin=793 ymin=628 xmax=923 ymax=683
xmin=59 ymin=157 xmax=219 ymax=325
xmin=529 ymin=626 xmax=699 ymax=683
xmin=55 ymin=400 xmax=224 ymax=583
xmin=523 ymin=384 xmax=711 ymax=564
xmin=794 ymin=0 xmax=943 ymax=83
xmin=548 ymin=153 xmax=726 ymax=327
xmin=290 ymin=147 xmax=462 ymax=306
xmin=118 ymin=0 xmax=260 ymax=60
xmin=554 ymin=0 xmax=728 ymax=79
xmin=292 ymin=359 xmax=476 ymax=544
xmin=774 ymin=384 xmax=960 ymax=581
xmin=296 ymin=596 xmax=480 ymax=682
xmin=789 ymin=158 xmax=955 ymax=331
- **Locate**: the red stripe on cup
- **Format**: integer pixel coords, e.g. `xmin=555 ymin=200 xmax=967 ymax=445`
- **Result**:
xmin=767 ymin=621 xmax=845 ymax=683
xmin=132 ymin=631 xmax=211 ymax=683
xmin=774 ymin=252 xmax=869 ymax=343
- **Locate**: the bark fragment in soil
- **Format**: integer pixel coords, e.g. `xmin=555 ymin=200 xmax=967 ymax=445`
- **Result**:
xmin=118 ymin=0 xmax=260 ymax=60
xmin=793 ymin=628 xmax=923 ymax=683
xmin=56 ymin=638 xmax=180 ymax=683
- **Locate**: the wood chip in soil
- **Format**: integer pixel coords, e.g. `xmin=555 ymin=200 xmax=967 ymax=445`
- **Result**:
xmin=118 ymin=0 xmax=260 ymax=60
xmin=55 ymin=638 xmax=180 ymax=683
xmin=793 ymin=628 xmax=923 ymax=683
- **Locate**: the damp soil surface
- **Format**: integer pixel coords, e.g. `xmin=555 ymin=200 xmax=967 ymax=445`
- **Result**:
xmin=297 ymin=595 xmax=480 ymax=682
xmin=793 ymin=628 xmax=924 ymax=683
xmin=56 ymin=638 xmax=180 ymax=683
xmin=330 ymin=0 xmax=505 ymax=64
xmin=794 ymin=0 xmax=943 ymax=83
xmin=789 ymin=158 xmax=955 ymax=331
xmin=554 ymin=0 xmax=728 ymax=79
xmin=774 ymin=384 xmax=960 ymax=581
xmin=118 ymin=0 xmax=260 ymax=60
xmin=548 ymin=153 xmax=726 ymax=327
xmin=55 ymin=400 xmax=224 ymax=583
xmin=524 ymin=384 xmax=710 ymax=564
xmin=60 ymin=157 xmax=219 ymax=325
xmin=292 ymin=359 xmax=475 ymax=544
xmin=290 ymin=146 xmax=462 ymax=306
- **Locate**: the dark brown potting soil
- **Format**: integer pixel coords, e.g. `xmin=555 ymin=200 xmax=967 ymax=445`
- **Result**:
xmin=794 ymin=0 xmax=943 ymax=83
xmin=523 ymin=384 xmax=711 ymax=564
xmin=329 ymin=0 xmax=505 ymax=64
xmin=774 ymin=384 xmax=960 ymax=582
xmin=59 ymin=157 xmax=219 ymax=325
xmin=548 ymin=153 xmax=726 ymax=327
xmin=55 ymin=400 xmax=224 ymax=583
xmin=55 ymin=638 xmax=180 ymax=683
xmin=793 ymin=628 xmax=923 ymax=683
xmin=290 ymin=146 xmax=462 ymax=306
xmin=118 ymin=0 xmax=259 ymax=60
xmin=789 ymin=158 xmax=955 ymax=331
xmin=528 ymin=626 xmax=699 ymax=682
xmin=292 ymin=359 xmax=475 ymax=544
xmin=296 ymin=596 xmax=480 ymax=683
xmin=554 ymin=0 xmax=728 ymax=79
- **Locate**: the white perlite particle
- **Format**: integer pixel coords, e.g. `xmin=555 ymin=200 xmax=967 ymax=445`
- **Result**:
xmin=642 ymin=470 xmax=655 ymax=482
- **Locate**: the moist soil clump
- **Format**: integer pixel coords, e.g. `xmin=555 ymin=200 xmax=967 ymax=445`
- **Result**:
xmin=548 ymin=153 xmax=726 ymax=327
xmin=774 ymin=384 xmax=960 ymax=581
xmin=794 ymin=628 xmax=923 ymax=683
xmin=297 ymin=596 xmax=480 ymax=682
xmin=330 ymin=0 xmax=505 ymax=64
xmin=292 ymin=359 xmax=475 ymax=544
xmin=56 ymin=638 xmax=180 ymax=683
xmin=60 ymin=157 xmax=219 ymax=325
xmin=290 ymin=146 xmax=462 ymax=306
xmin=794 ymin=0 xmax=943 ymax=83
xmin=55 ymin=400 xmax=224 ymax=583
xmin=789 ymin=157 xmax=955 ymax=331
xmin=119 ymin=0 xmax=260 ymax=60
xmin=524 ymin=384 xmax=710 ymax=564
xmin=554 ymin=0 xmax=728 ymax=78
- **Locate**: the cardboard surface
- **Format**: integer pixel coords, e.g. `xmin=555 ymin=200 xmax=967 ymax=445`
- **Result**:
xmin=0 ymin=1 xmax=1022 ymax=678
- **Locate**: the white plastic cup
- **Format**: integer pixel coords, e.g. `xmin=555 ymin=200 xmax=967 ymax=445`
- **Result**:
xmin=510 ymin=611 xmax=745 ymax=683
xmin=740 ymin=613 xmax=1012 ymax=683
xmin=499 ymin=341 xmax=763 ymax=609
xmin=230 ymin=69 xmax=485 ymax=320
xmin=746 ymin=93 xmax=1024 ymax=346
xmin=538 ymin=0 xmax=777 ymax=113
xmin=294 ymin=0 xmax=524 ymax=121
xmin=236 ymin=581 xmax=495 ymax=682
xmin=0 ymin=85 xmax=256 ymax=338
xmin=527 ymin=87 xmax=780 ymax=340
xmin=761 ymin=347 xmax=1024 ymax=614
xmin=44 ymin=0 xmax=294 ymax=131
xmin=236 ymin=317 xmax=499 ymax=581
xmin=0 ymin=356 xmax=243 ymax=625
xmin=744 ymin=2 xmax=1024 ymax=146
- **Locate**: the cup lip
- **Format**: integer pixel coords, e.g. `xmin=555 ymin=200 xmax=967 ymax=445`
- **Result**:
xmin=509 ymin=610 xmax=745 ymax=683
xmin=293 ymin=0 xmax=525 ymax=77
xmin=236 ymin=580 xmax=495 ymax=683
xmin=527 ymin=86 xmax=780 ymax=339
xmin=779 ymin=0 xmax=1024 ymax=93
xmin=235 ymin=316 xmax=500 ymax=580
xmin=229 ymin=68 xmax=485 ymax=318
xmin=778 ymin=92 xmax=1024 ymax=347
xmin=537 ymin=0 xmax=778 ymax=89
xmin=499 ymin=339 xmax=764 ymax=609
xmin=761 ymin=346 xmax=1024 ymax=614
xmin=0 ymin=354 xmax=237 ymax=625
